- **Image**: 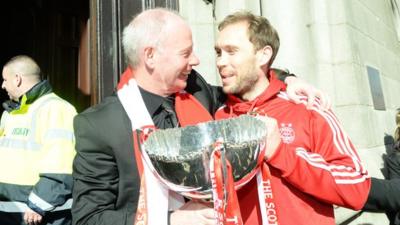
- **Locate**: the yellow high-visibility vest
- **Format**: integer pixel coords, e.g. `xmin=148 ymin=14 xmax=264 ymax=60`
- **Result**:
xmin=0 ymin=93 xmax=77 ymax=185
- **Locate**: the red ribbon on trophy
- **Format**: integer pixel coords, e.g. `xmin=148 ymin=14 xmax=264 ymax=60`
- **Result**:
xmin=210 ymin=139 xmax=243 ymax=225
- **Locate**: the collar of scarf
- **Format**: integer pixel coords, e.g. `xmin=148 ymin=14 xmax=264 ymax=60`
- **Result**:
xmin=117 ymin=67 xmax=213 ymax=225
xmin=225 ymin=70 xmax=286 ymax=117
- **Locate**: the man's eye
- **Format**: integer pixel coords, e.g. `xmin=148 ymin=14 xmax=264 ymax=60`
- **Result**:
xmin=227 ymin=48 xmax=236 ymax=55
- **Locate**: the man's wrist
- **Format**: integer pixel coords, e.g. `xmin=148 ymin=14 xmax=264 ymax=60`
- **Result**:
xmin=27 ymin=201 xmax=46 ymax=216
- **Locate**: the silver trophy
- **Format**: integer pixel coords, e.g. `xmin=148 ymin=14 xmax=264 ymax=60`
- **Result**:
xmin=142 ymin=115 xmax=267 ymax=198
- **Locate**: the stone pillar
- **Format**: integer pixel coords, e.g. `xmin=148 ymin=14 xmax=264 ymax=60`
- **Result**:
xmin=179 ymin=1 xmax=219 ymax=85
xmin=260 ymin=0 xmax=316 ymax=83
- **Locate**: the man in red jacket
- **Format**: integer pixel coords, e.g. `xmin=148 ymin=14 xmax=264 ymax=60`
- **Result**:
xmin=213 ymin=11 xmax=371 ymax=225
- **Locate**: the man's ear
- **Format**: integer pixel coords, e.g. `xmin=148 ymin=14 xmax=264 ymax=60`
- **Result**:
xmin=143 ymin=47 xmax=156 ymax=69
xmin=15 ymin=74 xmax=22 ymax=87
xmin=256 ymin=45 xmax=273 ymax=67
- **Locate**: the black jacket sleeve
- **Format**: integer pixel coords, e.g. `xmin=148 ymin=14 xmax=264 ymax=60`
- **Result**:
xmin=362 ymin=151 xmax=400 ymax=224
xmin=185 ymin=70 xmax=226 ymax=115
xmin=363 ymin=177 xmax=400 ymax=212
xmin=271 ymin=68 xmax=296 ymax=82
xmin=72 ymin=114 xmax=131 ymax=225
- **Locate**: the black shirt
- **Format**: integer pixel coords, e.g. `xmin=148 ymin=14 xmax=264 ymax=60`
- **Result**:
xmin=138 ymin=87 xmax=178 ymax=129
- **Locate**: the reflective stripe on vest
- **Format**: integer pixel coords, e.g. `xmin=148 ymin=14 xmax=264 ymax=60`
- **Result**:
xmin=0 ymin=198 xmax=73 ymax=213
xmin=44 ymin=128 xmax=74 ymax=140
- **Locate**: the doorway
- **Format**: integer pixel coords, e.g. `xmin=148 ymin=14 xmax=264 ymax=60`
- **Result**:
xmin=0 ymin=0 xmax=180 ymax=114
xmin=0 ymin=0 xmax=90 ymax=113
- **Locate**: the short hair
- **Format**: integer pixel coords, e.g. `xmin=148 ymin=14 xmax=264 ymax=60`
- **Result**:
xmin=218 ymin=11 xmax=280 ymax=66
xmin=122 ymin=8 xmax=182 ymax=68
xmin=3 ymin=55 xmax=41 ymax=79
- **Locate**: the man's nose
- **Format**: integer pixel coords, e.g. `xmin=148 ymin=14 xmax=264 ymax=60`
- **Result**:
xmin=216 ymin=53 xmax=227 ymax=68
xmin=190 ymin=53 xmax=200 ymax=66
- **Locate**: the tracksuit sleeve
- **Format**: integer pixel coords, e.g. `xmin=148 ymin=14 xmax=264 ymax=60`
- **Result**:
xmin=267 ymin=108 xmax=371 ymax=210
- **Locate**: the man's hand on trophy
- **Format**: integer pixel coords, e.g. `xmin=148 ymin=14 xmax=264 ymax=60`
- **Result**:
xmin=170 ymin=200 xmax=216 ymax=225
xmin=256 ymin=116 xmax=282 ymax=160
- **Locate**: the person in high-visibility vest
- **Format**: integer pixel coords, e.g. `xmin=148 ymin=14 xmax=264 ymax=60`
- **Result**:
xmin=0 ymin=55 xmax=77 ymax=225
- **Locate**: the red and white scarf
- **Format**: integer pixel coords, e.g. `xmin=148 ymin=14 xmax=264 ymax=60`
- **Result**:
xmin=118 ymin=68 xmax=183 ymax=225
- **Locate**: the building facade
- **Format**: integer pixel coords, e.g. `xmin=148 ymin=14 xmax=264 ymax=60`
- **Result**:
xmin=182 ymin=0 xmax=400 ymax=224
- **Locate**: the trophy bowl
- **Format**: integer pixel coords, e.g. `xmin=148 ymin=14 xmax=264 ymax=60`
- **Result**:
xmin=142 ymin=115 xmax=267 ymax=198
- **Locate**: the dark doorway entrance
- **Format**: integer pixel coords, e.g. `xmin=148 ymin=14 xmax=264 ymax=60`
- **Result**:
xmin=0 ymin=0 xmax=90 ymax=113
xmin=0 ymin=0 xmax=180 ymax=114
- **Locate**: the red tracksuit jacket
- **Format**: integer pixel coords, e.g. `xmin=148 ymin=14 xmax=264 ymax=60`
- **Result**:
xmin=214 ymin=71 xmax=371 ymax=225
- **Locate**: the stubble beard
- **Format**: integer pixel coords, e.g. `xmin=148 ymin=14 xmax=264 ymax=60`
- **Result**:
xmin=223 ymin=68 xmax=258 ymax=98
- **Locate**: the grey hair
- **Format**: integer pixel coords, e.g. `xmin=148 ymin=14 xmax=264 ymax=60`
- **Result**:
xmin=122 ymin=8 xmax=181 ymax=68
xmin=3 ymin=55 xmax=41 ymax=80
